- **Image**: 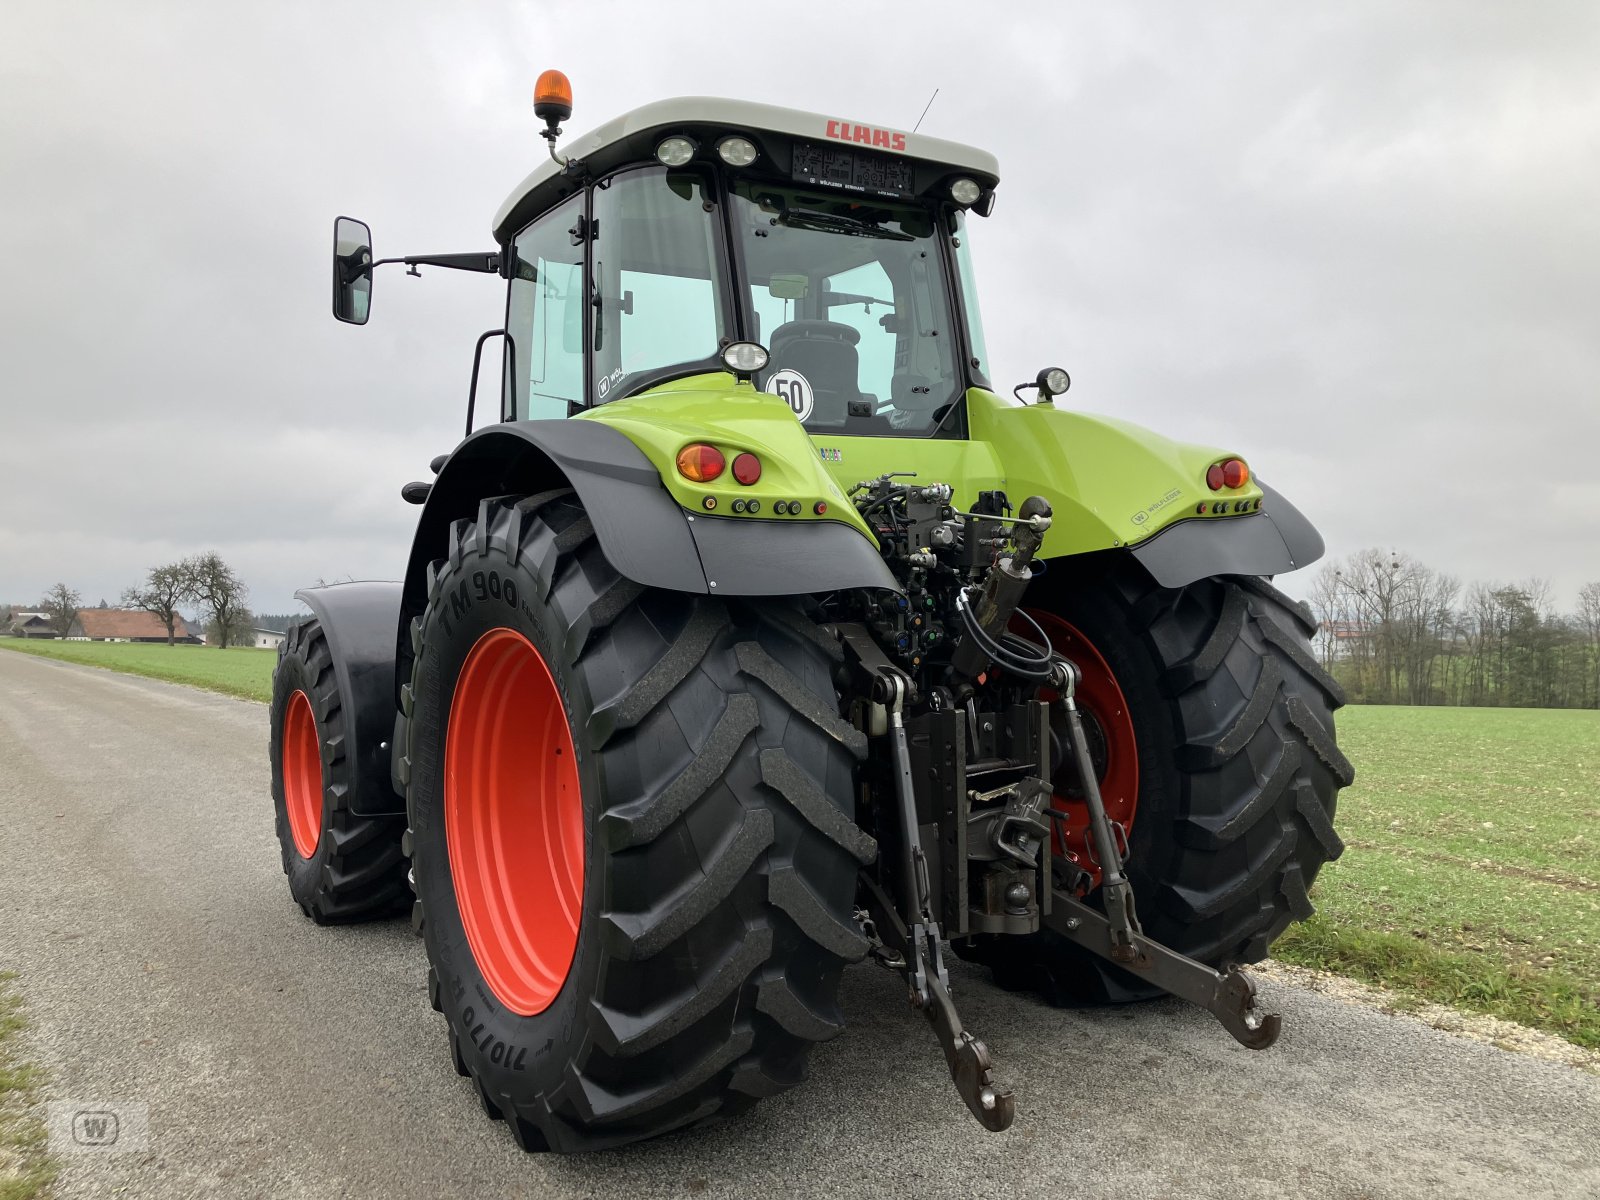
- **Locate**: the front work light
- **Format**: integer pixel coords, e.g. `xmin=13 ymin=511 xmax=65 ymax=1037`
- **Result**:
xmin=950 ymin=178 xmax=982 ymax=206
xmin=718 ymin=136 xmax=759 ymax=167
xmin=1036 ymin=366 xmax=1071 ymax=400
xmin=655 ymin=136 xmax=697 ymax=167
xmin=721 ymin=341 xmax=769 ymax=378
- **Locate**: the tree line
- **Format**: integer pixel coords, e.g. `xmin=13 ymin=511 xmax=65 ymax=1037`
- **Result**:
xmin=14 ymin=554 xmax=253 ymax=648
xmin=1309 ymin=549 xmax=1600 ymax=709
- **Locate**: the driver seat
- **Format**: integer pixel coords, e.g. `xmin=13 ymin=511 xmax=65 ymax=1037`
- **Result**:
xmin=767 ymin=320 xmax=861 ymax=425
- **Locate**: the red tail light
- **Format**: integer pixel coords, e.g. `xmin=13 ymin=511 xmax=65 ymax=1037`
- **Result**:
xmin=1207 ymin=458 xmax=1249 ymax=491
xmin=676 ymin=443 xmax=725 ymax=482
xmin=731 ymin=452 xmax=762 ymax=485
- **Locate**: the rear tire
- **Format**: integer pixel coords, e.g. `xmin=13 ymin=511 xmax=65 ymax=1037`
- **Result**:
xmin=401 ymin=491 xmax=873 ymax=1152
xmin=962 ymin=564 xmax=1353 ymax=1004
xmin=268 ymin=619 xmax=411 ymax=923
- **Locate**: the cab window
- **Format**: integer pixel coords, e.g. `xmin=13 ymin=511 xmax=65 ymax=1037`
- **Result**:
xmin=731 ymin=181 xmax=964 ymax=437
xmin=506 ymin=192 xmax=585 ymax=420
xmin=590 ymin=166 xmax=727 ymax=401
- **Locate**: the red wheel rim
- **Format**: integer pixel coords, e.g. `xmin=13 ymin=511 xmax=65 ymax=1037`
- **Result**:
xmin=445 ymin=627 xmax=584 ymax=1017
xmin=1023 ymin=611 xmax=1139 ymax=890
xmin=282 ymin=689 xmax=324 ymax=859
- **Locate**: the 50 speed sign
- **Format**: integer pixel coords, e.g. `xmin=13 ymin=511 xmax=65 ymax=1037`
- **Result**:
xmin=764 ymin=369 xmax=813 ymax=421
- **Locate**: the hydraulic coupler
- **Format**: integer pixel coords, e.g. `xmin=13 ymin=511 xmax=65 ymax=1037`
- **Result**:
xmin=949 ymin=496 xmax=1052 ymax=683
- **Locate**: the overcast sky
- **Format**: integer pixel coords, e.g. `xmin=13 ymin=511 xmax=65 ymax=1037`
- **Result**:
xmin=3 ymin=2 xmax=1597 ymax=617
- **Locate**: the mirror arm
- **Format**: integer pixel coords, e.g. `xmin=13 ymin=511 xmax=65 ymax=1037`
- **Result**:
xmin=368 ymin=251 xmax=503 ymax=276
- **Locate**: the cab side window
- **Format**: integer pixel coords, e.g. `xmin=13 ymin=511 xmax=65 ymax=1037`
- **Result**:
xmin=506 ymin=192 xmax=586 ymax=420
xmin=590 ymin=166 xmax=726 ymax=401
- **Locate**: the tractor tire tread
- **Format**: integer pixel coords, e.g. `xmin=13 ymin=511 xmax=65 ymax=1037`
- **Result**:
xmin=403 ymin=492 xmax=870 ymax=1152
xmin=269 ymin=618 xmax=409 ymax=925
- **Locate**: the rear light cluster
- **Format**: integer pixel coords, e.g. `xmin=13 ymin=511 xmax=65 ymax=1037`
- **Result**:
xmin=678 ymin=443 xmax=763 ymax=485
xmin=676 ymin=443 xmax=725 ymax=482
xmin=1205 ymin=458 xmax=1250 ymax=491
xmin=676 ymin=443 xmax=827 ymax=518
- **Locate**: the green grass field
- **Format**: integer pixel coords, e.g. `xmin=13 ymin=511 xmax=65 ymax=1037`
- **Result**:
xmin=0 ymin=638 xmax=274 ymax=701
xmin=0 ymin=974 xmax=54 ymax=1200
xmin=1278 ymin=704 xmax=1600 ymax=1047
xmin=4 ymin=637 xmax=1596 ymax=1046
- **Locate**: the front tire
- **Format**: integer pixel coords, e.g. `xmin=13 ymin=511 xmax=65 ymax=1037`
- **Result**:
xmin=963 ymin=564 xmax=1354 ymax=1004
xmin=402 ymin=492 xmax=874 ymax=1152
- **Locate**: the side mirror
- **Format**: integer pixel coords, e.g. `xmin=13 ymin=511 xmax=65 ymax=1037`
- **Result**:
xmin=332 ymin=216 xmax=373 ymax=325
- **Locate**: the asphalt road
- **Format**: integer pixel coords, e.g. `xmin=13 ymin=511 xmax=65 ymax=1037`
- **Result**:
xmin=2 ymin=650 xmax=1597 ymax=1200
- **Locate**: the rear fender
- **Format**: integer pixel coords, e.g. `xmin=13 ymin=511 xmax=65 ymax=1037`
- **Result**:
xmin=964 ymin=389 xmax=1325 ymax=587
xmin=293 ymin=582 xmax=405 ymax=817
xmin=404 ymin=418 xmax=898 ymax=651
xmin=1126 ymin=480 xmax=1325 ymax=587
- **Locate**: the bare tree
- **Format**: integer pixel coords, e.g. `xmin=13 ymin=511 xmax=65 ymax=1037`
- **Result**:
xmin=1307 ymin=552 xmax=1597 ymax=710
xmin=209 ymin=606 xmax=255 ymax=649
xmin=1393 ymin=563 xmax=1458 ymax=705
xmin=1575 ymin=581 xmax=1600 ymax=709
xmin=189 ymin=552 xmax=250 ymax=649
xmin=1308 ymin=562 xmax=1342 ymax=671
xmin=39 ymin=583 xmax=81 ymax=637
xmin=122 ymin=561 xmax=196 ymax=646
xmin=1334 ymin=549 xmax=1413 ymax=703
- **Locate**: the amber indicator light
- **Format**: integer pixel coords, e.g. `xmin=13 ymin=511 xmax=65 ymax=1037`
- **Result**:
xmin=677 ymin=443 xmax=726 ymax=482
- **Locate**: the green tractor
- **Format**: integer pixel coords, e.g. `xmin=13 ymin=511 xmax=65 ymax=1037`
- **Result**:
xmin=273 ymin=72 xmax=1352 ymax=1152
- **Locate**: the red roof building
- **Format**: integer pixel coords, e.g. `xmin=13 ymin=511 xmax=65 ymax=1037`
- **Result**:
xmin=69 ymin=609 xmax=203 ymax=643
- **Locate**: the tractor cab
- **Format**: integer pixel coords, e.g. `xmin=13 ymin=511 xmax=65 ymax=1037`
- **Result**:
xmin=337 ymin=79 xmax=1002 ymax=439
xmin=493 ymin=83 xmax=1000 ymax=438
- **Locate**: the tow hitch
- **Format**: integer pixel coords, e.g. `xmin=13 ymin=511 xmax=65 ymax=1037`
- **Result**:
xmin=836 ymin=482 xmax=1282 ymax=1134
xmin=853 ymin=645 xmax=1279 ymax=1132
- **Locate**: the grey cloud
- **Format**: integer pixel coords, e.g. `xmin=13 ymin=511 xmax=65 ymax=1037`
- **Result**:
xmin=2 ymin=1 xmax=1596 ymax=614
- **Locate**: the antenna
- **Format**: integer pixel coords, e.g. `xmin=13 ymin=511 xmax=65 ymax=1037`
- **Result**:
xmin=912 ymin=88 xmax=939 ymax=134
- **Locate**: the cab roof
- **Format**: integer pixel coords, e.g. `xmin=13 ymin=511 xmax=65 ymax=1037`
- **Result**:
xmin=491 ymin=96 xmax=1001 ymax=243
